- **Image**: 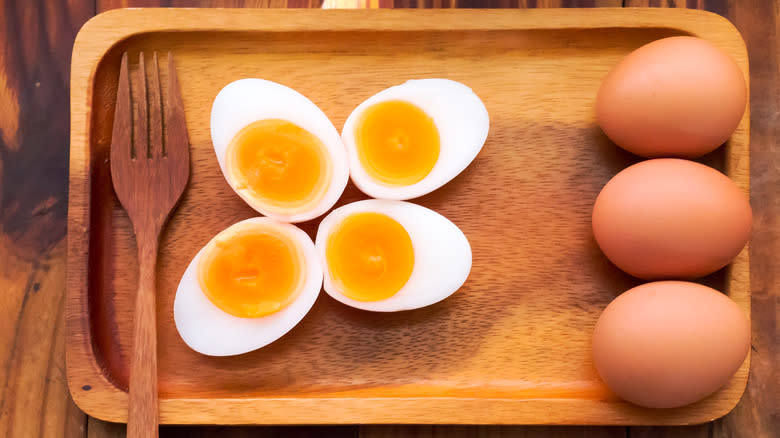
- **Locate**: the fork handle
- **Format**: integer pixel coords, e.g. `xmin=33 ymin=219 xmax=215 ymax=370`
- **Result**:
xmin=128 ymin=231 xmax=160 ymax=438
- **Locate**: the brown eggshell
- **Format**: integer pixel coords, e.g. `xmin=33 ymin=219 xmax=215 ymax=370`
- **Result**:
xmin=592 ymin=281 xmax=750 ymax=409
xmin=596 ymin=36 xmax=747 ymax=158
xmin=592 ymin=158 xmax=751 ymax=280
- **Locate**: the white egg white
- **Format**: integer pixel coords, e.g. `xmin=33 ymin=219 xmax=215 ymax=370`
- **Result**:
xmin=341 ymin=79 xmax=489 ymax=200
xmin=315 ymin=199 xmax=472 ymax=312
xmin=210 ymin=79 xmax=349 ymax=223
xmin=174 ymin=217 xmax=322 ymax=356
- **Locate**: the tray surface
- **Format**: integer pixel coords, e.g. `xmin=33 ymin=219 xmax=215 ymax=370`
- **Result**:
xmin=67 ymin=8 xmax=750 ymax=425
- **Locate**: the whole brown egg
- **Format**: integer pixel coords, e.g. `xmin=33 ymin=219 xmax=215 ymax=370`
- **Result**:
xmin=596 ymin=36 xmax=747 ymax=158
xmin=592 ymin=159 xmax=751 ymax=280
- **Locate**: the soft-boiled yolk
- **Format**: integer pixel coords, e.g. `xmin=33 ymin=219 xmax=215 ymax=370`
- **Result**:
xmin=326 ymin=212 xmax=414 ymax=301
xmin=197 ymin=225 xmax=304 ymax=318
xmin=355 ymin=100 xmax=440 ymax=186
xmin=227 ymin=119 xmax=331 ymax=210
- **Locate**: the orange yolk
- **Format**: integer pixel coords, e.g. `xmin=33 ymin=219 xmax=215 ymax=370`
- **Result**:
xmin=197 ymin=225 xmax=304 ymax=318
xmin=326 ymin=212 xmax=414 ymax=301
xmin=355 ymin=100 xmax=440 ymax=186
xmin=227 ymin=119 xmax=331 ymax=211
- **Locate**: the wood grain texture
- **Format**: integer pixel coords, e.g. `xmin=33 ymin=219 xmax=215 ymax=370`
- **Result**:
xmin=623 ymin=3 xmax=780 ymax=438
xmin=98 ymin=0 xmax=624 ymax=9
xmin=0 ymin=0 xmax=93 ymax=437
xmin=67 ymin=8 xmax=750 ymax=427
xmin=88 ymin=417 xmax=126 ymax=438
xmin=98 ymin=0 xmax=327 ymax=9
xmin=359 ymin=426 xmax=627 ymax=437
xmin=0 ymin=1 xmax=773 ymax=438
xmin=109 ymin=50 xmax=191 ymax=438
xmin=87 ymin=418 xmax=359 ymax=438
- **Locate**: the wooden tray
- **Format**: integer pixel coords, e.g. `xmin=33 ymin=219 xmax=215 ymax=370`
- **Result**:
xmin=67 ymin=8 xmax=750 ymax=425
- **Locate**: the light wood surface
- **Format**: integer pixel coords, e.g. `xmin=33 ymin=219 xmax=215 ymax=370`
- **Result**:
xmin=67 ymin=8 xmax=751 ymax=426
xmin=1 ymin=0 xmax=777 ymax=437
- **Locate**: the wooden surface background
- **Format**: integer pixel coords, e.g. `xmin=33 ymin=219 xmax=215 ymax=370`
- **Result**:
xmin=0 ymin=0 xmax=776 ymax=437
xmin=67 ymin=7 xmax=752 ymax=426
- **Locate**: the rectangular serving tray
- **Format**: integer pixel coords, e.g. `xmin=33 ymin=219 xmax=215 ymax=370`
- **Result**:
xmin=67 ymin=8 xmax=750 ymax=425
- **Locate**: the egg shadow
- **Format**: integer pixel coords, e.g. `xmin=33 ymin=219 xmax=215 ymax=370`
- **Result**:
xmin=584 ymin=235 xmax=643 ymax=300
xmin=592 ymin=126 xmax=644 ymax=175
xmin=593 ymin=123 xmax=728 ymax=175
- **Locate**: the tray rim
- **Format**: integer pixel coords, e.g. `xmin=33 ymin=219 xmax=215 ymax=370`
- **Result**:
xmin=67 ymin=7 xmax=751 ymax=425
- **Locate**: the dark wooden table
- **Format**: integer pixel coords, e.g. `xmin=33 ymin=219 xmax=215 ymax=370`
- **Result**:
xmin=0 ymin=0 xmax=776 ymax=437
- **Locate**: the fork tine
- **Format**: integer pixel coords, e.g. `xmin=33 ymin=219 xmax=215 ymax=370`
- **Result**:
xmin=165 ymin=52 xmax=189 ymax=165
xmin=148 ymin=52 xmax=164 ymax=159
xmin=134 ymin=52 xmax=149 ymax=159
xmin=111 ymin=52 xmax=133 ymax=160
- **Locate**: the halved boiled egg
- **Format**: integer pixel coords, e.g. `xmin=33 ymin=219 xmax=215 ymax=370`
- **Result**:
xmin=315 ymin=199 xmax=472 ymax=312
xmin=342 ymin=79 xmax=489 ymax=200
xmin=211 ymin=79 xmax=349 ymax=222
xmin=174 ymin=218 xmax=322 ymax=356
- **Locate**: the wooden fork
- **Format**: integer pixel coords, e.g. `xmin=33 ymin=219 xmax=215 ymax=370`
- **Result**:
xmin=110 ymin=51 xmax=190 ymax=438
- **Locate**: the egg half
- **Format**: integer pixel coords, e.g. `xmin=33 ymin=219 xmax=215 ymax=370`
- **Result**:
xmin=315 ymin=199 xmax=472 ymax=312
xmin=211 ymin=79 xmax=349 ymax=222
xmin=174 ymin=217 xmax=322 ymax=356
xmin=342 ymin=79 xmax=489 ymax=200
